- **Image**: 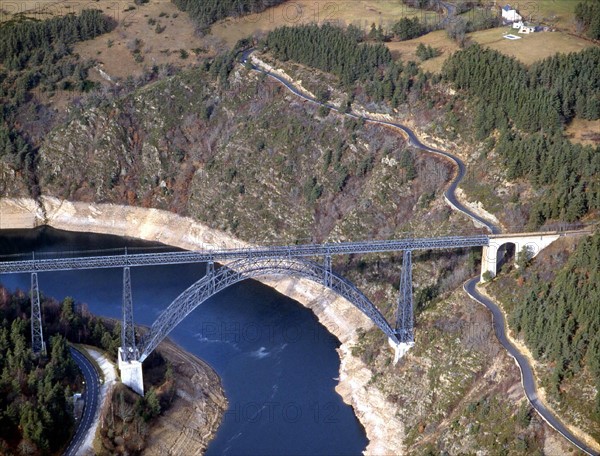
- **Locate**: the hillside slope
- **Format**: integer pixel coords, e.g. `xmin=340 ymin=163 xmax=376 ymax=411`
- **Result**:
xmin=34 ymin=63 xmax=462 ymax=243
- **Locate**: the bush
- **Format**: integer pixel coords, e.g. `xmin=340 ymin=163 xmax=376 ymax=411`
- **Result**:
xmin=318 ymin=105 xmax=330 ymax=117
xmin=391 ymin=17 xmax=426 ymax=41
xmin=415 ymin=43 xmax=441 ymax=61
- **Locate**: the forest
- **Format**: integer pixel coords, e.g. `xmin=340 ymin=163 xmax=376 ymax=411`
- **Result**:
xmin=264 ymin=24 xmax=392 ymax=85
xmin=496 ymin=131 xmax=600 ymax=224
xmin=0 ymin=10 xmax=115 ymax=67
xmin=264 ymin=24 xmax=431 ymax=107
xmin=0 ymin=289 xmax=80 ymax=455
xmin=508 ymin=233 xmax=600 ymax=417
xmin=391 ymin=17 xmax=427 ymax=41
xmin=172 ymin=0 xmax=286 ymax=32
xmin=443 ymin=45 xmax=600 ymax=131
xmin=443 ymin=44 xmax=600 ymax=225
xmin=0 ymin=286 xmax=174 ymax=455
xmin=576 ymin=0 xmax=600 ymax=40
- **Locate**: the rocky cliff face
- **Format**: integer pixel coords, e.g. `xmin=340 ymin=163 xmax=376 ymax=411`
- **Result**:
xmin=32 ymin=65 xmax=461 ymax=243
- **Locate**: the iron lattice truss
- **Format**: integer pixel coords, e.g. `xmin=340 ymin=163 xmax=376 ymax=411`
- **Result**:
xmin=6 ymin=235 xmax=492 ymax=361
xmin=137 ymin=257 xmax=398 ymax=362
xmin=0 ymin=235 xmax=489 ymax=274
xmin=30 ymin=273 xmax=46 ymax=355
xmin=395 ymin=250 xmax=413 ymax=344
xmin=121 ymin=267 xmax=137 ymax=361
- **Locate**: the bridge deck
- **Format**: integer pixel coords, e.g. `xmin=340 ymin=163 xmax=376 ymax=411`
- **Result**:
xmin=489 ymin=229 xmax=590 ymax=239
xmin=0 ymin=235 xmax=489 ymax=274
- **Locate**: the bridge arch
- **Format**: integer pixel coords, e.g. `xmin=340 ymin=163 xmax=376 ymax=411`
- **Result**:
xmin=496 ymin=241 xmax=516 ymax=274
xmin=138 ymin=257 xmax=398 ymax=362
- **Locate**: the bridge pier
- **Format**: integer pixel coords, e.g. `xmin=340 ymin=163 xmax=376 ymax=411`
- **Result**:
xmin=389 ymin=338 xmax=414 ymax=364
xmin=392 ymin=250 xmax=414 ymax=363
xmin=121 ymin=267 xmax=137 ymax=361
xmin=118 ymin=348 xmax=144 ymax=396
xmin=323 ymin=254 xmax=332 ymax=288
xmin=30 ymin=272 xmax=46 ymax=356
xmin=119 ymin=266 xmax=145 ymax=395
xmin=395 ymin=251 xmax=414 ymax=340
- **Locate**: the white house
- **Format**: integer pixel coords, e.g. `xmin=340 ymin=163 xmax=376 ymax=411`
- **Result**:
xmin=502 ymin=4 xmax=522 ymax=22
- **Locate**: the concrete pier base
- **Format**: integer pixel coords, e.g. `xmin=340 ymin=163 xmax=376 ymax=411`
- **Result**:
xmin=118 ymin=348 xmax=144 ymax=396
xmin=389 ymin=338 xmax=414 ymax=364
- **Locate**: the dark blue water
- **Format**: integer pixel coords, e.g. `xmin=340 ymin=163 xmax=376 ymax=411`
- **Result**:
xmin=0 ymin=227 xmax=367 ymax=455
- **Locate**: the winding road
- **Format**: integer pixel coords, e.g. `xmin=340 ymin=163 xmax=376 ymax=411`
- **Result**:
xmin=242 ymin=50 xmax=598 ymax=455
xmin=241 ymin=50 xmax=498 ymax=234
xmin=465 ymin=279 xmax=599 ymax=455
xmin=64 ymin=347 xmax=101 ymax=456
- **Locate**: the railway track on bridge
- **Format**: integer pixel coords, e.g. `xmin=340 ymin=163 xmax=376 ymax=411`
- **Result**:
xmin=0 ymin=235 xmax=489 ymax=274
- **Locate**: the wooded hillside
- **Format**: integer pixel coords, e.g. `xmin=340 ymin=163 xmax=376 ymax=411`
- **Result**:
xmin=443 ymin=45 xmax=600 ymax=225
xmin=0 ymin=289 xmax=79 ymax=454
xmin=172 ymin=0 xmax=286 ymax=31
xmin=0 ymin=10 xmax=116 ymax=196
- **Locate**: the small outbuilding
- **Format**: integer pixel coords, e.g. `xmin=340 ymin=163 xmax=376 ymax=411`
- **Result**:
xmin=518 ymin=24 xmax=536 ymax=34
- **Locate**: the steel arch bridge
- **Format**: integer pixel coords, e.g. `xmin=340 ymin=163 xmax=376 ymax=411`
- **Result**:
xmin=0 ymin=233 xmax=498 ymax=394
xmin=1 ymin=231 xmax=577 ymax=394
xmin=10 ymin=231 xmax=576 ymax=394
xmin=137 ymin=257 xmax=398 ymax=363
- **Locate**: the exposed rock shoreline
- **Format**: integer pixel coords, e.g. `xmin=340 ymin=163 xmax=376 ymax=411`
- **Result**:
xmin=0 ymin=196 xmax=406 ymax=455
xmin=144 ymin=339 xmax=228 ymax=455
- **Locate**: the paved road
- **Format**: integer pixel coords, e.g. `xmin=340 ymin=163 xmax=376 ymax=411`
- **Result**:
xmin=241 ymin=50 xmax=597 ymax=454
xmin=242 ymin=50 xmax=499 ymax=234
xmin=64 ymin=347 xmax=101 ymax=456
xmin=464 ymin=278 xmax=598 ymax=456
xmin=439 ymin=1 xmax=457 ymax=26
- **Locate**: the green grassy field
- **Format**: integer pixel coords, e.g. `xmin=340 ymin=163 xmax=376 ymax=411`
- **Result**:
xmin=517 ymin=0 xmax=579 ymax=29
xmin=386 ymin=30 xmax=459 ymax=73
xmin=470 ymin=26 xmax=596 ymax=65
xmin=210 ymin=0 xmax=440 ymax=47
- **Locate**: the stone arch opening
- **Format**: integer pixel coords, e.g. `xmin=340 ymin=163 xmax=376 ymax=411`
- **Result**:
xmin=496 ymin=242 xmax=516 ymax=274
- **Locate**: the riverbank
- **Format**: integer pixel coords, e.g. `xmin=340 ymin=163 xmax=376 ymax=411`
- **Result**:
xmin=143 ymin=338 xmax=228 ymax=455
xmin=0 ymin=196 xmax=406 ymax=454
xmin=72 ymin=334 xmax=226 ymax=454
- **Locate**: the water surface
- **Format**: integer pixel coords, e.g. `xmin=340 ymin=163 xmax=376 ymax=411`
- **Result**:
xmin=0 ymin=226 xmax=367 ymax=455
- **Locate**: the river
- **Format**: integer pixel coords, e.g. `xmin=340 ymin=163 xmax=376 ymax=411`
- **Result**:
xmin=0 ymin=226 xmax=368 ymax=455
